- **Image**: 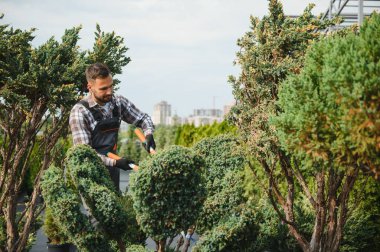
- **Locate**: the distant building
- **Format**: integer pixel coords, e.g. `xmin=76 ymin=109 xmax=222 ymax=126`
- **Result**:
xmin=152 ymin=101 xmax=172 ymax=125
xmin=168 ymin=114 xmax=182 ymax=125
xmin=187 ymin=108 xmax=223 ymax=127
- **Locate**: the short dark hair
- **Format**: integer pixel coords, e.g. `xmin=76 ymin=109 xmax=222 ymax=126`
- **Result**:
xmin=85 ymin=63 xmax=111 ymax=82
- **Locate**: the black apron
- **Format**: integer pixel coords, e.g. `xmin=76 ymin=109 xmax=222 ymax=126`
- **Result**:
xmin=78 ymin=100 xmax=121 ymax=191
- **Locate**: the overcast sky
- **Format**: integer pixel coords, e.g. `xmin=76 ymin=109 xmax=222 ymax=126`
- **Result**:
xmin=2 ymin=0 xmax=330 ymax=117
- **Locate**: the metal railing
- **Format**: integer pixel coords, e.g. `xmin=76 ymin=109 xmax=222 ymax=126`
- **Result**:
xmin=321 ymin=0 xmax=380 ymax=29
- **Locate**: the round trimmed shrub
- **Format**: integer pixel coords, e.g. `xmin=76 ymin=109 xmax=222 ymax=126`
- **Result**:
xmin=129 ymin=145 xmax=206 ymax=241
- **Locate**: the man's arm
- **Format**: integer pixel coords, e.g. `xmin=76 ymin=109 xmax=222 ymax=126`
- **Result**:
xmin=69 ymin=104 xmax=116 ymax=166
xmin=118 ymin=96 xmax=155 ymax=135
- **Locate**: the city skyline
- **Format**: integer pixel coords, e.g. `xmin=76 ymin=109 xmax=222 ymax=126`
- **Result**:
xmin=2 ymin=0 xmax=330 ymax=116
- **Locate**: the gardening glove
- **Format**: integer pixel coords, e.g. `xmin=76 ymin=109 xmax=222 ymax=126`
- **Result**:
xmin=144 ymin=134 xmax=156 ymax=153
xmin=115 ymin=157 xmax=136 ymax=171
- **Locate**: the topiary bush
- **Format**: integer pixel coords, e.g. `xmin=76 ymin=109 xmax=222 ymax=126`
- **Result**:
xmin=65 ymin=145 xmax=128 ymax=241
xmin=43 ymin=207 xmax=69 ymax=245
xmin=196 ymin=170 xmax=246 ymax=234
xmin=193 ymin=206 xmax=258 ymax=252
xmin=41 ymin=165 xmax=114 ymax=252
xmin=42 ymin=144 xmax=147 ymax=252
xmin=129 ymin=145 xmax=205 ymax=250
xmin=193 ymin=134 xmax=246 ymax=189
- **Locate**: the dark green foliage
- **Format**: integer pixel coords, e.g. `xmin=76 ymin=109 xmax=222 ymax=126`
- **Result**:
xmin=193 ymin=135 xmax=246 ymax=234
xmin=340 ymin=177 xmax=380 ymax=251
xmin=65 ymin=145 xmax=128 ymax=240
xmin=87 ymin=23 xmax=131 ymax=88
xmin=129 ymin=145 xmax=206 ymax=241
xmin=42 ymin=145 xmax=149 ymax=252
xmin=273 ymin=13 xmax=380 ymax=177
xmin=41 ymin=165 xmax=113 ymax=252
xmin=43 ymin=207 xmax=69 ymax=245
xmin=193 ymin=207 xmax=258 ymax=252
xmin=193 ymin=134 xmax=245 ymax=187
xmin=120 ymin=193 xmax=147 ymax=247
xmin=196 ymin=170 xmax=246 ymax=235
xmin=0 ymin=13 xmax=130 ymax=251
xmin=0 ymin=216 xmax=5 ymax=249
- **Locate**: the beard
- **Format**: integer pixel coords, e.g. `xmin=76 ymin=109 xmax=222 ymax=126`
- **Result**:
xmin=93 ymin=93 xmax=112 ymax=104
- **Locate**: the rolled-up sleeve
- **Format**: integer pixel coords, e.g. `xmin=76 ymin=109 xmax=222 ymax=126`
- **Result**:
xmin=118 ymin=96 xmax=155 ymax=135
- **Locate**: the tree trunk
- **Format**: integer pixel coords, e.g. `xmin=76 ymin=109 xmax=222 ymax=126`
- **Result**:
xmin=175 ymin=235 xmax=184 ymax=252
xmin=117 ymin=239 xmax=126 ymax=252
xmin=157 ymin=239 xmax=166 ymax=252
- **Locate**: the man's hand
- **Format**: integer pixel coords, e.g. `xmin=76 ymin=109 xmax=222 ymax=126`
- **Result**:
xmin=145 ymin=134 xmax=156 ymax=153
xmin=115 ymin=158 xmax=136 ymax=171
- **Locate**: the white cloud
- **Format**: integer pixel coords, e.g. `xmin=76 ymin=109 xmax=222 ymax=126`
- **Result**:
xmin=2 ymin=0 xmax=331 ymax=116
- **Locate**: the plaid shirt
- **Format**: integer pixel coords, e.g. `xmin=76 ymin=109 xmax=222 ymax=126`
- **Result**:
xmin=69 ymin=94 xmax=155 ymax=166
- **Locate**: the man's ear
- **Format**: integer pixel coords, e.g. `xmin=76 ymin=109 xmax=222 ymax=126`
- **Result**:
xmin=87 ymin=82 xmax=92 ymax=91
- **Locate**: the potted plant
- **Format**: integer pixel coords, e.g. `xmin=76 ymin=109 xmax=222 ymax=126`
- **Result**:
xmin=43 ymin=207 xmax=71 ymax=252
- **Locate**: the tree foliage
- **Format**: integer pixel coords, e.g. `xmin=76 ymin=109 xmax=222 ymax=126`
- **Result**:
xmin=0 ymin=13 xmax=130 ymax=251
xmin=227 ymin=0 xmax=362 ymax=251
xmin=193 ymin=135 xmax=247 ymax=234
xmin=42 ymin=145 xmax=147 ymax=252
xmin=273 ymin=12 xmax=380 ymax=178
xmin=129 ymin=146 xmax=205 ymax=243
xmin=175 ymin=121 xmax=236 ymax=147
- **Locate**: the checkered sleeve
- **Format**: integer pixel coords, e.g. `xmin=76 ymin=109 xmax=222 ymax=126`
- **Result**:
xmin=118 ymin=96 xmax=155 ymax=135
xmin=69 ymin=104 xmax=116 ymax=167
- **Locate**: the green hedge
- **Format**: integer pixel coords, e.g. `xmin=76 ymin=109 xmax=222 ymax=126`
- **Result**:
xmin=129 ymin=145 xmax=206 ymax=241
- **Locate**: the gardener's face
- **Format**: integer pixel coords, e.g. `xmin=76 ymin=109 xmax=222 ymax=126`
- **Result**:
xmin=88 ymin=75 xmax=113 ymax=105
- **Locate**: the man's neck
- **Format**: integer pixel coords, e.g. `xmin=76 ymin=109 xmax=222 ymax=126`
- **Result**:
xmin=90 ymin=93 xmax=105 ymax=106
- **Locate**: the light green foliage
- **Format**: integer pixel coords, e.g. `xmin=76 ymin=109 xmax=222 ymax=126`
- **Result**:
xmin=129 ymin=145 xmax=205 ymax=241
xmin=175 ymin=121 xmax=237 ymax=147
xmin=273 ymin=13 xmax=380 ymax=176
xmin=126 ymin=244 xmax=151 ymax=252
xmin=153 ymin=124 xmax=179 ymax=150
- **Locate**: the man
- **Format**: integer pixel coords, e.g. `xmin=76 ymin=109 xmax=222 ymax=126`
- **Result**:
xmin=69 ymin=62 xmax=155 ymax=191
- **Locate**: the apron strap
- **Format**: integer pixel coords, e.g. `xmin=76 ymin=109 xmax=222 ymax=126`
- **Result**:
xmin=78 ymin=100 xmax=103 ymax=121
